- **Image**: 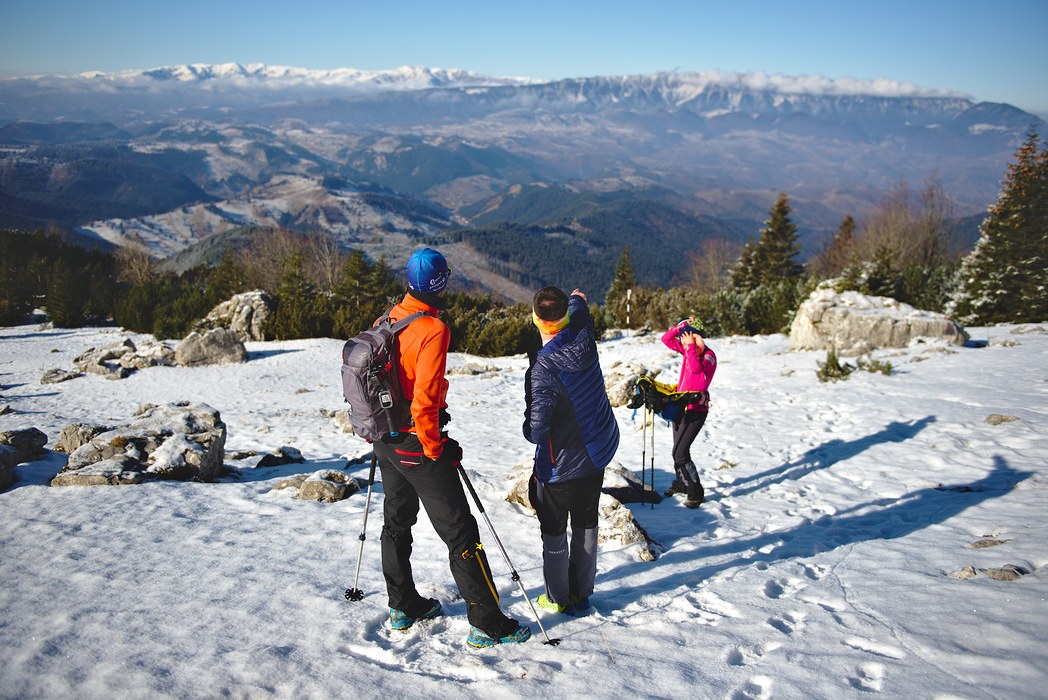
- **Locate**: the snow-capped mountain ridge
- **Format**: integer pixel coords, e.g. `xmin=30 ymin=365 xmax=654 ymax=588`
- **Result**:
xmin=2 ymin=63 xmax=994 ymax=130
xmin=20 ymin=63 xmax=970 ymax=101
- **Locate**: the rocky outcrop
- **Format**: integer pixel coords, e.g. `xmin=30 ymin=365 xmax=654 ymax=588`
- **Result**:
xmin=40 ymin=368 xmax=82 ymax=384
xmin=790 ymin=289 xmax=969 ymax=355
xmin=255 ymin=445 xmax=305 ymax=468
xmin=72 ymin=338 xmax=176 ymax=380
xmin=197 ymin=290 xmax=271 ymax=342
xmin=175 ymin=328 xmax=248 ymax=367
xmin=1 ymin=428 xmax=48 ymax=492
xmin=272 ymin=469 xmax=361 ymax=502
xmin=52 ymin=424 xmax=110 ymax=454
xmin=51 ymin=402 xmax=226 ymax=486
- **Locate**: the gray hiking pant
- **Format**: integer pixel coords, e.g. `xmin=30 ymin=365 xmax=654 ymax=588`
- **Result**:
xmin=529 ymin=468 xmax=603 ymax=605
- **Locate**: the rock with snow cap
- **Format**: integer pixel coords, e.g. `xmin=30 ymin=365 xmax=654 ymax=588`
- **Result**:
xmin=51 ymin=401 xmax=226 ymax=486
xmin=790 ymin=288 xmax=968 ymax=355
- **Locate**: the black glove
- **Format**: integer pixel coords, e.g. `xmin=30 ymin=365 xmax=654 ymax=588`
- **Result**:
xmin=429 ymin=437 xmax=462 ymax=468
xmin=439 ymin=407 xmax=452 ymax=427
xmin=626 ymin=392 xmax=644 ymax=410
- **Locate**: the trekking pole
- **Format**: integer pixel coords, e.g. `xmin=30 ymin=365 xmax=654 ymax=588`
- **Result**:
xmin=640 ymin=406 xmax=648 ymax=497
xmin=645 ymin=404 xmax=653 ymax=509
xmin=344 ymin=452 xmax=378 ymax=602
xmin=455 ymin=462 xmax=561 ymax=646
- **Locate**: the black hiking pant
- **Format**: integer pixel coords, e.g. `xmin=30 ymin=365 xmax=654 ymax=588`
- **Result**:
xmin=374 ymin=432 xmax=515 ymax=638
xmin=528 ymin=468 xmax=604 ymax=605
xmin=671 ymin=409 xmax=708 ymax=500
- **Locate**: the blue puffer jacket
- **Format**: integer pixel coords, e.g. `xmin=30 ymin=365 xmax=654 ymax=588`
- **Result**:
xmin=523 ymin=295 xmax=620 ymax=483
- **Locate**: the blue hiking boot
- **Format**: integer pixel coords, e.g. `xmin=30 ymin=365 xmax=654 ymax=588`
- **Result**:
xmin=389 ymin=599 xmax=441 ymax=631
xmin=466 ymin=622 xmax=532 ymax=648
xmin=570 ymin=595 xmax=591 ymax=614
xmin=537 ymin=594 xmax=575 ymax=616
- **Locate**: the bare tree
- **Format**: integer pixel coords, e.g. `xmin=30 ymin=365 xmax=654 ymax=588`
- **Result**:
xmin=304 ymin=232 xmax=347 ymax=293
xmin=854 ymin=175 xmax=956 ymax=271
xmin=115 ymin=241 xmax=157 ymax=287
xmin=238 ymin=228 xmax=304 ymax=291
xmin=687 ymin=238 xmax=742 ymax=293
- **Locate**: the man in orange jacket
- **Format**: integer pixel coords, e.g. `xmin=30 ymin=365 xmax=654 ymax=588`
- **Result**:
xmin=372 ymin=247 xmax=531 ymax=648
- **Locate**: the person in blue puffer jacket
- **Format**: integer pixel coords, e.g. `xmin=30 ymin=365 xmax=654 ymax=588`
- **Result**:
xmin=523 ymin=286 xmax=620 ymax=615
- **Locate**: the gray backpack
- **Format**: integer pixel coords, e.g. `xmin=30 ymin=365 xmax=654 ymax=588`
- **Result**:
xmin=340 ymin=308 xmax=429 ymax=441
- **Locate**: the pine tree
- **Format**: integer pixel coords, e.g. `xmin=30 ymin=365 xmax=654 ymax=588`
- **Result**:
xmin=266 ymin=249 xmax=326 ymax=340
xmin=949 ymin=130 xmax=1048 ymax=324
xmin=730 ymin=239 xmax=758 ymax=291
xmin=732 ymin=193 xmax=804 ymax=291
xmin=605 ymin=246 xmax=637 ymax=327
xmin=753 ymin=192 xmax=804 ymax=283
xmin=205 ymin=248 xmax=246 ymax=306
xmin=46 ymin=259 xmax=85 ymax=327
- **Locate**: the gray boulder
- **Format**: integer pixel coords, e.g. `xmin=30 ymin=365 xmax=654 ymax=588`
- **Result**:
xmin=790 ymin=289 xmax=969 ymax=355
xmin=51 ymin=401 xmax=226 ymax=486
xmin=0 ymin=427 xmax=48 ymax=492
xmin=255 ymin=445 xmax=305 ymax=468
xmin=175 ymin=328 xmax=248 ymax=367
xmin=197 ymin=290 xmax=271 ymax=342
xmin=40 ymin=368 xmax=83 ymax=384
xmin=273 ymin=469 xmax=361 ymax=503
xmin=52 ymin=423 xmax=109 ymax=454
xmin=72 ymin=338 xmax=175 ymax=379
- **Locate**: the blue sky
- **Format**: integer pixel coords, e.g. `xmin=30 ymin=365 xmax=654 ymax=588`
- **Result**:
xmin=2 ymin=0 xmax=1046 ymax=115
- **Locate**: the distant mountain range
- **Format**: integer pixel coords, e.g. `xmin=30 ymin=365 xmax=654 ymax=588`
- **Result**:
xmin=0 ymin=64 xmax=1041 ymax=300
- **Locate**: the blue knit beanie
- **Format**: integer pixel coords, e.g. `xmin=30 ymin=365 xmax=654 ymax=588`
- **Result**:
xmin=406 ymin=248 xmax=450 ymax=293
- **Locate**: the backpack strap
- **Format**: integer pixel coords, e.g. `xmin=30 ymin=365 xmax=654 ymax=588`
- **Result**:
xmin=387 ymin=310 xmax=430 ymax=333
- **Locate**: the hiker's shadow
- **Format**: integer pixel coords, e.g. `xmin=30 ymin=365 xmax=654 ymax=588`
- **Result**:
xmin=602 ymin=454 xmax=1030 ymax=597
xmin=728 ymin=416 xmax=936 ymax=498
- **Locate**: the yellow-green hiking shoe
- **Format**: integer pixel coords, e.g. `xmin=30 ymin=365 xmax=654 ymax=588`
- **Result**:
xmin=537 ymin=594 xmax=575 ymax=615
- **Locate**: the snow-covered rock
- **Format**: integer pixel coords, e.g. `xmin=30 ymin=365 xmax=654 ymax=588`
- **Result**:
xmin=272 ymin=469 xmax=360 ymax=502
xmin=72 ymin=337 xmax=175 ymax=379
xmin=51 ymin=401 xmax=226 ymax=486
xmin=790 ymin=289 xmax=969 ymax=355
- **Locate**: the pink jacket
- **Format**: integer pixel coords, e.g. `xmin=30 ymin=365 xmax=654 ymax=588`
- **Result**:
xmin=661 ymin=320 xmax=717 ymax=411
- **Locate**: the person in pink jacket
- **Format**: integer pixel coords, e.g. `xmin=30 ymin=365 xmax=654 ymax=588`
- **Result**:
xmin=660 ymin=318 xmax=717 ymax=508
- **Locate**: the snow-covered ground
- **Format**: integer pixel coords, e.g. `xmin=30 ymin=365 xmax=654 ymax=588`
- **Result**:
xmin=1 ymin=321 xmax=1046 ymax=699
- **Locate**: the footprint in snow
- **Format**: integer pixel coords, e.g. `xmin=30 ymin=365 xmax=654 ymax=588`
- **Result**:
xmin=848 ymin=661 xmax=886 ymax=692
xmin=803 ymin=564 xmax=828 ymax=580
xmin=684 ymin=590 xmax=741 ymax=624
xmin=766 ymin=611 xmax=806 ymax=635
xmin=726 ymin=642 xmax=782 ymax=667
xmin=763 ymin=577 xmax=805 ymax=599
xmin=730 ymin=675 xmax=772 ymax=700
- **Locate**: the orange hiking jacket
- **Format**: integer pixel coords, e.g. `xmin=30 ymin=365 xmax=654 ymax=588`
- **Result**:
xmin=381 ymin=293 xmax=450 ymax=459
